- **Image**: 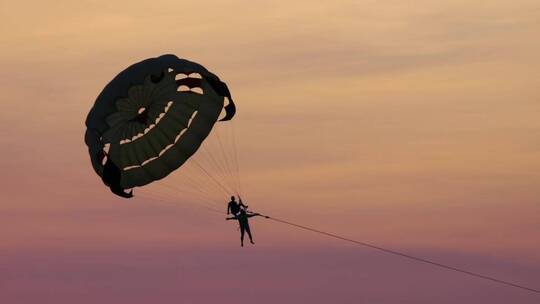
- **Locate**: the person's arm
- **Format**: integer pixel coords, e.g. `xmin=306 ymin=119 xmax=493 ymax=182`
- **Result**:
xmin=239 ymin=196 xmax=248 ymax=209
xmin=227 ymin=203 xmax=230 ymax=215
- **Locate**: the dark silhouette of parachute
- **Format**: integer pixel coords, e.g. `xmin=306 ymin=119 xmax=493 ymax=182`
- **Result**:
xmin=85 ymin=54 xmax=235 ymax=198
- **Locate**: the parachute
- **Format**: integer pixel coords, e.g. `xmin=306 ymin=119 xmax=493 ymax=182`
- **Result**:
xmin=85 ymin=54 xmax=237 ymax=198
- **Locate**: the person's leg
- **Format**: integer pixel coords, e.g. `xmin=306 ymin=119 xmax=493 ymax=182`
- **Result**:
xmin=245 ymin=224 xmax=254 ymax=244
xmin=240 ymin=225 xmax=245 ymax=247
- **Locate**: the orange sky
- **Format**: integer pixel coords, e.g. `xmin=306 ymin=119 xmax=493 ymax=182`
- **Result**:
xmin=1 ymin=1 xmax=539 ymax=302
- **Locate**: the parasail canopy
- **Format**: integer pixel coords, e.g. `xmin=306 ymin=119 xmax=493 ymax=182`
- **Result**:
xmin=85 ymin=54 xmax=236 ymax=197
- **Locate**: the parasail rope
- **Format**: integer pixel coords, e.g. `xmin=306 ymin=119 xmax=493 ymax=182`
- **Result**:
xmin=138 ymin=192 xmax=223 ymax=214
xmin=230 ymin=120 xmax=243 ymax=195
xmin=199 ymin=143 xmax=236 ymax=192
xmin=264 ymin=215 xmax=540 ymax=295
xmin=189 ymin=158 xmax=234 ymax=195
xmin=214 ymin=125 xmax=239 ymax=192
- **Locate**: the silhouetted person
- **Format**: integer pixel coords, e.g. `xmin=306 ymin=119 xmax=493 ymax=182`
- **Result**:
xmin=226 ymin=209 xmax=267 ymax=247
xmin=227 ymin=195 xmax=247 ymax=216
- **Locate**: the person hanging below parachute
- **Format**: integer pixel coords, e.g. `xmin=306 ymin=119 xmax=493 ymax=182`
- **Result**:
xmin=226 ymin=196 xmax=268 ymax=246
xmin=227 ymin=195 xmax=248 ymax=216
xmin=84 ymin=54 xmax=236 ymax=198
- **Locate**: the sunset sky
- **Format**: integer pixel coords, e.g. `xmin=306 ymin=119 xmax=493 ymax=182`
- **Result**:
xmin=1 ymin=0 xmax=539 ymax=303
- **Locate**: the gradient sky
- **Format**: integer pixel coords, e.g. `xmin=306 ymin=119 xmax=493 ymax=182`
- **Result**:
xmin=1 ymin=1 xmax=540 ymax=303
